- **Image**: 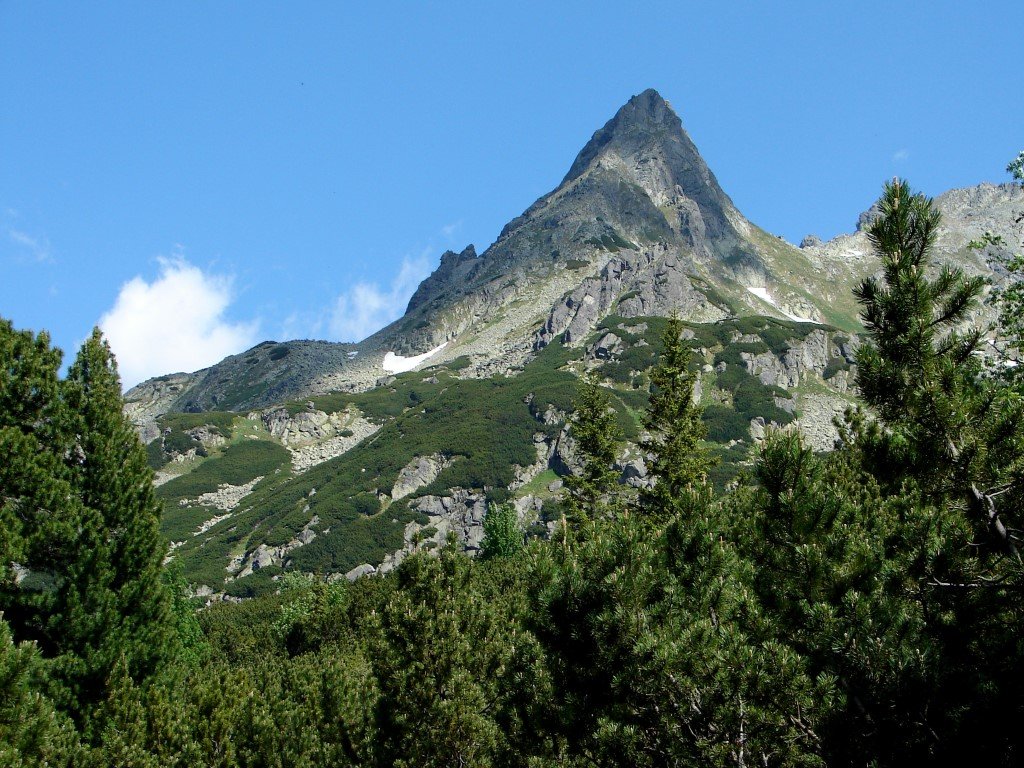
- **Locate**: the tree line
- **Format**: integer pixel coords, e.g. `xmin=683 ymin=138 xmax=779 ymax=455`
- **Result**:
xmin=2 ymin=177 xmax=1024 ymax=765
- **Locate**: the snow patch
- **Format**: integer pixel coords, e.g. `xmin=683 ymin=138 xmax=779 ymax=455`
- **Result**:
xmin=745 ymin=286 xmax=816 ymax=323
xmin=382 ymin=342 xmax=448 ymax=374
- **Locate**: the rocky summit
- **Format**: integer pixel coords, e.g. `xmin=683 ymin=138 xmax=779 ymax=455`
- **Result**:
xmin=125 ymin=89 xmax=1024 ymax=598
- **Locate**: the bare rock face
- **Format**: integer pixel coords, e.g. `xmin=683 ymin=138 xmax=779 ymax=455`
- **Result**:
xmin=345 ymin=563 xmax=376 ymax=582
xmin=259 ymin=405 xmax=380 ymax=472
xmin=123 ymin=372 xmax=200 ymax=442
xmin=187 ymin=425 xmax=227 ymax=451
xmin=796 ymin=393 xmax=851 ymax=452
xmin=619 ymin=458 xmax=651 ymax=488
xmin=539 ymin=246 xmax=727 ymax=348
xmin=190 ymin=476 xmax=263 ymax=512
xmin=741 ymin=330 xmax=849 ymax=389
xmin=391 ymin=454 xmax=452 ymax=500
xmin=356 ymin=489 xmax=493 ymax=575
xmin=749 ymin=417 xmax=766 ymax=442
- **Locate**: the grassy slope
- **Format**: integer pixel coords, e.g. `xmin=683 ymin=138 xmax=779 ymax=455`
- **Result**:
xmin=159 ymin=316 xmax=842 ymax=594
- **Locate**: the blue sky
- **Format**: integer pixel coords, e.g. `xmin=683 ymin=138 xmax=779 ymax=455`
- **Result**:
xmin=2 ymin=2 xmax=1022 ymax=387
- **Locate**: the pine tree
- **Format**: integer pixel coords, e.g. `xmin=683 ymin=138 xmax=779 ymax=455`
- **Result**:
xmin=53 ymin=329 xmax=172 ymax=724
xmin=0 ymin=319 xmax=79 ymax=647
xmin=480 ymin=502 xmax=523 ymax=560
xmin=562 ymin=374 xmax=623 ymax=539
xmin=640 ymin=313 xmax=712 ymax=521
xmin=1 ymin=321 xmax=173 ymax=732
xmin=0 ymin=621 xmax=82 ymax=767
xmin=846 ymin=181 xmax=1024 ymax=762
xmin=369 ymin=548 xmax=549 ymax=767
xmin=852 ymin=179 xmax=1023 ymax=558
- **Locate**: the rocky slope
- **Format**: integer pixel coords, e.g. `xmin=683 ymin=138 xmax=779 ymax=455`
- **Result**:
xmin=126 ymin=90 xmax=1023 ymax=428
xmin=125 ymin=89 xmax=1023 ymax=598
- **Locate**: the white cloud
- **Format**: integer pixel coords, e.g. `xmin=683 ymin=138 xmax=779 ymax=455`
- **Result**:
xmin=892 ymin=148 xmax=909 ymax=162
xmin=99 ymin=257 xmax=259 ymax=389
xmin=328 ymin=255 xmax=432 ymax=342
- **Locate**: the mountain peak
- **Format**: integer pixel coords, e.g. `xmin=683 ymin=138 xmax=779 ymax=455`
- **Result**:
xmin=616 ymin=87 xmax=677 ymax=127
xmin=561 ymin=88 xmax=684 ymax=184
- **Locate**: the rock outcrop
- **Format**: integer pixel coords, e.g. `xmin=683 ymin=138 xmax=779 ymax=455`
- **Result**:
xmin=391 ymin=454 xmax=452 ymax=500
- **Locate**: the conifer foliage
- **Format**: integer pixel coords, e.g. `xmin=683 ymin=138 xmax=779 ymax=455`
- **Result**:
xmin=562 ymin=374 xmax=622 ymax=534
xmin=4 ymin=173 xmax=1024 ymax=766
xmin=641 ymin=312 xmax=711 ymax=517
xmin=853 ymin=179 xmax=1024 ymax=557
xmin=480 ymin=501 xmax=523 ymax=560
xmin=0 ymin=322 xmax=171 ymax=736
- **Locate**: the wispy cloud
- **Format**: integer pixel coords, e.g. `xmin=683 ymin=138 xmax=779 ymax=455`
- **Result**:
xmin=892 ymin=148 xmax=909 ymax=163
xmin=440 ymin=220 xmax=463 ymax=239
xmin=7 ymin=228 xmax=52 ymax=262
xmin=327 ymin=254 xmax=432 ymax=342
xmin=99 ymin=257 xmax=260 ymax=389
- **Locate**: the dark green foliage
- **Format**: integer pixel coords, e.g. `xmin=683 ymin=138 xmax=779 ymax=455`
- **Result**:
xmin=368 ymin=549 xmax=549 ymax=767
xmin=715 ymin=364 xmax=795 ymax=426
xmin=147 ymin=411 xmax=236 ymax=467
xmin=223 ymin=566 xmax=283 ymax=599
xmin=823 ymin=355 xmax=850 ymax=380
xmin=562 ymin=376 xmax=623 ymax=535
xmin=273 ymin=576 xmax=352 ymax=656
xmin=707 ymin=442 xmax=750 ymax=490
xmin=641 ymin=313 xmax=712 ymax=516
xmin=161 ymin=428 xmax=201 ymax=456
xmin=480 ymin=502 xmax=523 ymax=559
xmin=713 ymin=341 xmax=770 ymax=366
xmin=145 ymin=439 xmax=167 ymax=469
xmin=565 ymin=258 xmax=590 ymax=270
xmin=852 ymin=179 xmax=1023 ymax=556
xmin=157 ymin=439 xmax=290 ymax=503
xmin=289 ymin=517 xmax=405 ymax=574
xmin=53 ymin=330 xmax=173 ymax=727
xmin=1 ymin=322 xmax=174 ymax=737
xmin=725 ymin=314 xmax=818 ymax=353
xmin=530 ymin=495 xmax=822 ymax=765
xmin=158 ymin=411 xmax=236 ymax=437
xmin=199 ymin=593 xmax=288 ymax=664
xmin=0 ymin=622 xmax=80 ymax=766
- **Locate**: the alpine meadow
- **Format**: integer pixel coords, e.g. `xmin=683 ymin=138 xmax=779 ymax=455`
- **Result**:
xmin=4 ymin=88 xmax=1024 ymax=766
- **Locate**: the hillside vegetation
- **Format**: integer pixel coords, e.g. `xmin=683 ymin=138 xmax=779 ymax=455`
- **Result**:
xmin=150 ymin=313 xmax=844 ymax=597
xmin=4 ymin=181 xmax=1024 ymax=766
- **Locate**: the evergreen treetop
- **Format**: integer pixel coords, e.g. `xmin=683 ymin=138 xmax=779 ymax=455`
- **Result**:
xmin=640 ymin=312 xmax=712 ymax=519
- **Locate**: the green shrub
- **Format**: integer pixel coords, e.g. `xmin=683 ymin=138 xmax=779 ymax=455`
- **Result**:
xmin=146 ymin=439 xmax=168 ymax=469
xmin=163 ymin=429 xmax=201 ymax=456
xmin=224 ymin=566 xmax=283 ymax=598
xmin=160 ymin=504 xmax=221 ymax=542
xmin=157 ymin=440 xmax=291 ymax=503
xmin=824 ymin=356 xmax=850 ymax=380
xmin=703 ymin=405 xmax=750 ymax=443
xmin=269 ymin=345 xmax=291 ymax=361
xmin=159 ymin=411 xmax=235 ymax=436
